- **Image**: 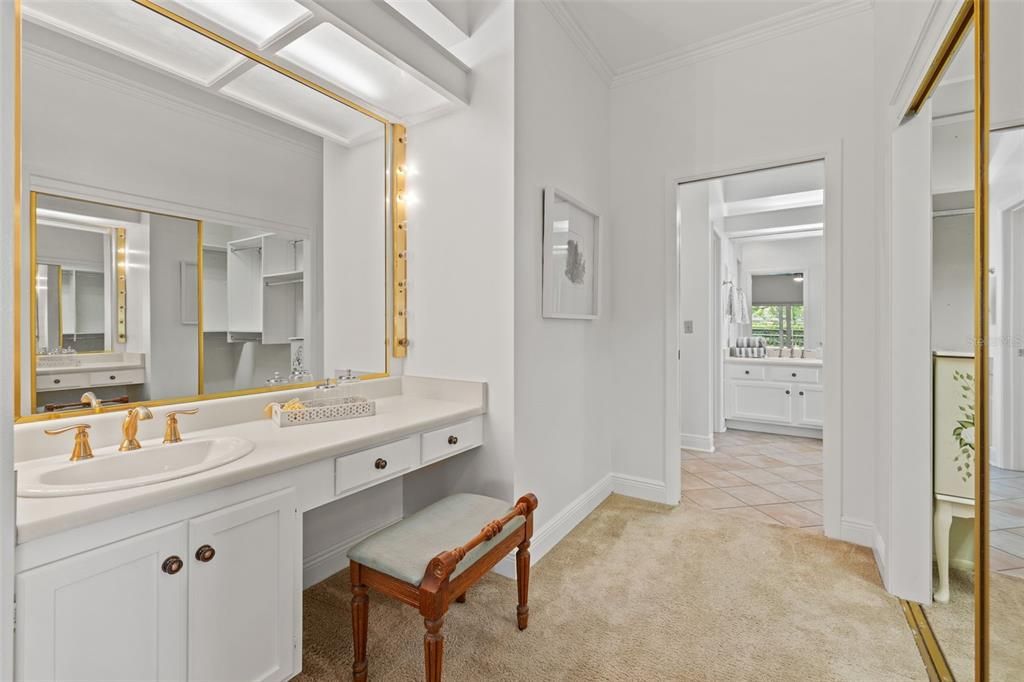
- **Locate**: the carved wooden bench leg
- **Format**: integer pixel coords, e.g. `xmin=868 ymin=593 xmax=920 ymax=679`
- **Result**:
xmin=351 ymin=562 xmax=369 ymax=682
xmin=423 ymin=616 xmax=445 ymax=682
xmin=516 ymin=538 xmax=531 ymax=631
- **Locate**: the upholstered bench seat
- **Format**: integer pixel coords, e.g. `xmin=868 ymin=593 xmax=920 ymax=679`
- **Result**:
xmin=346 ymin=491 xmax=538 ymax=682
xmin=348 ymin=493 xmax=525 ymax=586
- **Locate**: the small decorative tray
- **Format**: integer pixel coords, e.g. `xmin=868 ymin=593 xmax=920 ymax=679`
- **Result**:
xmin=269 ymin=395 xmax=376 ymax=427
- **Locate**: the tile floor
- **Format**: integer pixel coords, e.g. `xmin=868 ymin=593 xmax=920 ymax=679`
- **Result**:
xmin=682 ymin=429 xmax=824 ymax=533
xmin=989 ymin=466 xmax=1024 ymax=579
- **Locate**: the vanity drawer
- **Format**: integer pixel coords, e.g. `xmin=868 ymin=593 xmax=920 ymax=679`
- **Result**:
xmin=335 ymin=437 xmax=419 ymax=496
xmin=726 ymin=364 xmax=764 ymax=380
xmin=36 ymin=372 xmax=87 ymax=392
xmin=88 ymin=369 xmax=146 ymax=386
xmin=765 ymin=366 xmax=819 ymax=384
xmin=421 ymin=417 xmax=484 ymax=465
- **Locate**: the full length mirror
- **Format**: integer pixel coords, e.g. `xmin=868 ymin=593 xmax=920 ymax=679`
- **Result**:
xmin=17 ymin=0 xmax=392 ymax=421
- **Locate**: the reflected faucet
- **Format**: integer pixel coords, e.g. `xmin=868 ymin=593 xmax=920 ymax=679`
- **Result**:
xmin=81 ymin=392 xmax=102 ymax=412
xmin=119 ymin=406 xmax=153 ymax=452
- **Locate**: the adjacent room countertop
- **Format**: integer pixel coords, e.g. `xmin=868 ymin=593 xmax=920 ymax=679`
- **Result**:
xmin=724 ymin=356 xmax=823 ymax=368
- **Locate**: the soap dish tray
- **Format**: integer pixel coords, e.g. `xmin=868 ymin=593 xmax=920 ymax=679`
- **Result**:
xmin=271 ymin=396 xmax=376 ymax=427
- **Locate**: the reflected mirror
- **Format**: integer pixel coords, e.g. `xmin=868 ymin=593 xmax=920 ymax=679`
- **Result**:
xmin=17 ymin=0 xmax=392 ymax=420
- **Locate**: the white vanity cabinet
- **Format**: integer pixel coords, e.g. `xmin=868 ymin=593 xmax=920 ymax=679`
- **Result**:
xmin=15 ymin=524 xmax=188 ymax=682
xmin=14 ymin=489 xmax=298 ymax=682
xmin=725 ymin=360 xmax=823 ymax=434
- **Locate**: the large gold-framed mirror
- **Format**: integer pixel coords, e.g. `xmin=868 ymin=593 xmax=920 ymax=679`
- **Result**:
xmin=14 ymin=0 xmax=406 ymax=423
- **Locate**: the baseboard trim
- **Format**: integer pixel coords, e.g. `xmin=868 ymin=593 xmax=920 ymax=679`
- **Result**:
xmin=610 ymin=473 xmax=668 ymax=503
xmin=840 ymin=517 xmax=875 ymax=549
xmin=724 ymin=419 xmax=822 ymax=439
xmin=873 ymin=530 xmax=889 ymax=589
xmin=302 ymin=515 xmax=403 ymax=588
xmin=493 ymin=475 xmax=614 ymax=578
xmin=680 ymin=433 xmax=714 ymax=452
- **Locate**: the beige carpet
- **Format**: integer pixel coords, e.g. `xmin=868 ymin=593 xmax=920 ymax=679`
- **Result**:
xmin=924 ymin=568 xmax=1024 ymax=682
xmin=297 ymin=494 xmax=925 ymax=681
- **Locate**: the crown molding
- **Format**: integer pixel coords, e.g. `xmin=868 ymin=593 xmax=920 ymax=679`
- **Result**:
xmin=611 ymin=0 xmax=874 ymax=88
xmin=541 ymin=0 xmax=614 ymax=86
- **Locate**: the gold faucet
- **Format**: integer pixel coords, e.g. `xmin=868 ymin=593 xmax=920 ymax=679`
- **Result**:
xmin=163 ymin=408 xmax=199 ymax=444
xmin=119 ymin=406 xmax=153 ymax=451
xmin=45 ymin=423 xmax=94 ymax=461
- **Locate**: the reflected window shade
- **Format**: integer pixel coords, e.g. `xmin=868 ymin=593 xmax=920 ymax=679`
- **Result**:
xmin=751 ymin=274 xmax=803 ymax=305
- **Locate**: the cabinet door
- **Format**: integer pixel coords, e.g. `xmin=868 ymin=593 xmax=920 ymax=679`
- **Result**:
xmin=16 ymin=524 xmax=188 ymax=682
xmin=188 ymin=489 xmax=298 ymax=682
xmin=796 ymin=385 xmax=824 ymax=427
xmin=729 ymin=380 xmax=793 ymax=423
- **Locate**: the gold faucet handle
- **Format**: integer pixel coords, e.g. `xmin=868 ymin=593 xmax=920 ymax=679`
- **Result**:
xmin=163 ymin=408 xmax=198 ymax=444
xmin=44 ymin=423 xmax=94 ymax=461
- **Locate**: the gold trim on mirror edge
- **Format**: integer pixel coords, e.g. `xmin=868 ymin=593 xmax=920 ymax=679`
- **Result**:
xmin=973 ymin=0 xmax=989 ymax=678
xmin=13 ymin=0 xmax=397 ymax=423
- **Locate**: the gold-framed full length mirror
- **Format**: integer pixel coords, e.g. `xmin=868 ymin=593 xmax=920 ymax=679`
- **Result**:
xmin=13 ymin=0 xmax=409 ymax=424
xmin=897 ymin=0 xmax=997 ymax=680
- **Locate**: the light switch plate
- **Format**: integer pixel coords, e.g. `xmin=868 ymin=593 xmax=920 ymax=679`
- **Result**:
xmin=683 ymin=320 xmax=694 ymax=334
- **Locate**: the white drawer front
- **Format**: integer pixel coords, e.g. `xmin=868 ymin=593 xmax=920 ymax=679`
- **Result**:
xmin=88 ymin=369 xmax=146 ymax=386
xmin=726 ymin=364 xmax=764 ymax=380
xmin=765 ymin=366 xmax=819 ymax=384
xmin=35 ymin=373 xmax=87 ymax=392
xmin=422 ymin=417 xmax=484 ymax=465
xmin=335 ymin=437 xmax=419 ymax=496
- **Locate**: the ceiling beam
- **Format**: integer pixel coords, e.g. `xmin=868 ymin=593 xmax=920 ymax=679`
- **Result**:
xmin=723 ymin=205 xmax=824 ymax=236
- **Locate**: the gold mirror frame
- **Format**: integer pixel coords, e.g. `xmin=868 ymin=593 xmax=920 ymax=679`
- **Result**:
xmin=12 ymin=0 xmax=409 ymax=423
xmin=902 ymin=0 xmax=990 ymax=678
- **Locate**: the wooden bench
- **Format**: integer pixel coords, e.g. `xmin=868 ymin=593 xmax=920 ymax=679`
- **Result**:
xmin=347 ymin=492 xmax=539 ymax=681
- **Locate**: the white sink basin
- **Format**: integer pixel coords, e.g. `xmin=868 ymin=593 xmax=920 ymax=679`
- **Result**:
xmin=17 ymin=437 xmax=255 ymax=498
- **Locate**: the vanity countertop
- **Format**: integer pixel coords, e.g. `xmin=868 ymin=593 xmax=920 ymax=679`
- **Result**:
xmin=724 ymin=356 xmax=823 ymax=368
xmin=36 ymin=359 xmax=146 ymax=375
xmin=16 ymin=391 xmax=485 ymax=544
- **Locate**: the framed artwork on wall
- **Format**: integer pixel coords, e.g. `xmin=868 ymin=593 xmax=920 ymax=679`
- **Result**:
xmin=542 ymin=188 xmax=601 ymax=319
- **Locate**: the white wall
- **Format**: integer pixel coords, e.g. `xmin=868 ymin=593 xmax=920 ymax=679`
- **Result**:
xmin=401 ymin=0 xmax=516 ymax=513
xmin=322 ymin=138 xmax=388 ymax=377
xmin=513 ymin=1 xmax=613 ymax=532
xmin=608 ymin=8 xmax=875 ymax=536
xmin=739 ymin=236 xmax=826 ymax=351
xmin=677 ymin=182 xmax=713 ymax=448
xmin=932 ymin=213 xmax=974 ymax=353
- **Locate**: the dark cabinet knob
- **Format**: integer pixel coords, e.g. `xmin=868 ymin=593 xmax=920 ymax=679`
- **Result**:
xmin=799 ymin=391 xmax=805 ymax=396
xmin=791 ymin=372 xmax=797 ymax=377
xmin=374 ymin=458 xmax=388 ymax=470
xmin=162 ymin=556 xmax=183 ymax=575
xmin=195 ymin=545 xmax=216 ymax=562
xmin=744 ymin=370 xmax=750 ymax=375
xmin=110 ymin=375 xmax=117 ymax=380
xmin=53 ymin=379 xmax=61 ymax=384
xmin=448 ymin=435 xmax=459 ymax=446
xmin=785 ymin=390 xmax=791 ymax=395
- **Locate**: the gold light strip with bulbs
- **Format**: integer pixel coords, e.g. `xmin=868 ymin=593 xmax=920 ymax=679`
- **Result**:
xmin=392 ymin=124 xmax=408 ymax=358
xmin=116 ymin=228 xmax=127 ymax=344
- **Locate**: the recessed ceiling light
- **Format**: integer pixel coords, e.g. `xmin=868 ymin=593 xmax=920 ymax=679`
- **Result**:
xmin=175 ymin=0 xmax=312 ymax=48
xmin=276 ymin=23 xmax=448 ymax=116
xmin=22 ymin=0 xmax=246 ymax=86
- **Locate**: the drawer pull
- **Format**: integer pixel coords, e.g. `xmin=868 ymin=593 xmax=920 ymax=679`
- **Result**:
xmin=785 ymin=390 xmax=791 ymax=395
xmin=799 ymin=391 xmax=805 ymax=396
xmin=374 ymin=458 xmax=388 ymax=470
xmin=110 ymin=375 xmax=117 ymax=381
xmin=744 ymin=370 xmax=750 ymax=375
xmin=195 ymin=545 xmax=216 ymax=562
xmin=448 ymin=435 xmax=459 ymax=446
xmin=53 ymin=379 xmax=61 ymax=385
xmin=791 ymin=372 xmax=797 ymax=377
xmin=162 ymin=556 xmax=183 ymax=575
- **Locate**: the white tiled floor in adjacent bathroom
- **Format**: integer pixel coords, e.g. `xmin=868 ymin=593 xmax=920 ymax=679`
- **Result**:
xmin=682 ymin=429 xmax=824 ymax=533
xmin=989 ymin=466 xmax=1024 ymax=579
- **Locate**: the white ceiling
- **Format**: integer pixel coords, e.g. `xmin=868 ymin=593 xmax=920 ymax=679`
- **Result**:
xmin=22 ymin=0 xmax=457 ymax=143
xmin=554 ymin=0 xmax=868 ymax=83
xmin=711 ymin=160 xmax=825 ymax=241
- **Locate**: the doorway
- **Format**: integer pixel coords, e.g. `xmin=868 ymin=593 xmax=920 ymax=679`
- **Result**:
xmin=675 ymin=160 xmax=832 ymax=533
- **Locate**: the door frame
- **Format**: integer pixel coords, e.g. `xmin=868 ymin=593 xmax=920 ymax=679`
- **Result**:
xmin=663 ymin=145 xmax=843 ymax=542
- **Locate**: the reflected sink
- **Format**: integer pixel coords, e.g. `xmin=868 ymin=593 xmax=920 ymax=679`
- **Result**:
xmin=18 ymin=437 xmax=255 ymax=497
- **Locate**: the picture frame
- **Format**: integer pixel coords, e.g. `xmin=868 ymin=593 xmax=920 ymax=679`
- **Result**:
xmin=542 ymin=187 xmax=601 ymax=319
